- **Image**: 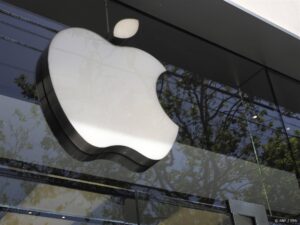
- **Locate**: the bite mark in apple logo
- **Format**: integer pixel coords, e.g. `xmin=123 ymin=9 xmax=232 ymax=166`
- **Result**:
xmin=36 ymin=26 xmax=179 ymax=172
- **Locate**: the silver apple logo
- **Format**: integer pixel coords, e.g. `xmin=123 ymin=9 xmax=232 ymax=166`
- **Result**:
xmin=37 ymin=24 xmax=178 ymax=172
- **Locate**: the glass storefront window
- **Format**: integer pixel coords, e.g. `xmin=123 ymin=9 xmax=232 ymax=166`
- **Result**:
xmin=239 ymin=69 xmax=300 ymax=217
xmin=0 ymin=0 xmax=299 ymax=224
xmin=138 ymin=198 xmax=232 ymax=225
xmin=0 ymin=176 xmax=138 ymax=224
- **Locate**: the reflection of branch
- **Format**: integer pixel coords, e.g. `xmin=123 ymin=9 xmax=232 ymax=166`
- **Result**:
xmin=173 ymin=109 xmax=195 ymax=146
xmin=14 ymin=74 xmax=38 ymax=100
xmin=158 ymin=73 xmax=166 ymax=97
xmin=218 ymin=101 xmax=243 ymax=135
xmin=208 ymin=95 xmax=233 ymax=121
xmin=158 ymin=65 xmax=299 ymax=199
xmin=191 ymin=78 xmax=210 ymax=147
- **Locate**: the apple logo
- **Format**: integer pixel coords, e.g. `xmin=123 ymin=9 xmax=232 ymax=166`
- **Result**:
xmin=36 ymin=22 xmax=178 ymax=172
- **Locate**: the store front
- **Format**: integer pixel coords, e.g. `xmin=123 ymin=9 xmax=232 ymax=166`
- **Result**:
xmin=0 ymin=0 xmax=299 ymax=224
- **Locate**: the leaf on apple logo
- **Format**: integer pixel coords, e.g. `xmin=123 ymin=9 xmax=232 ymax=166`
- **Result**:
xmin=113 ymin=18 xmax=139 ymax=39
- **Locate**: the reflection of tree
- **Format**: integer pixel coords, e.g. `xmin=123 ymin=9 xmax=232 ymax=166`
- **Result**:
xmin=244 ymin=100 xmax=300 ymax=179
xmin=157 ymin=68 xmax=255 ymax=159
xmin=158 ymin=66 xmax=300 ymax=176
xmin=150 ymin=65 xmax=300 ymax=220
xmin=0 ymin=71 xmax=298 ymax=224
xmin=135 ymin=67 xmax=265 ymax=222
xmin=261 ymin=128 xmax=294 ymax=172
xmin=290 ymin=135 xmax=300 ymax=173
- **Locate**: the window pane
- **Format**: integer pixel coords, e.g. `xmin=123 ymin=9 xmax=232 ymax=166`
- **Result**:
xmin=0 ymin=176 xmax=137 ymax=224
xmin=240 ymin=69 xmax=300 ymax=217
xmin=0 ymin=0 xmax=298 ymax=222
xmin=138 ymin=198 xmax=232 ymax=225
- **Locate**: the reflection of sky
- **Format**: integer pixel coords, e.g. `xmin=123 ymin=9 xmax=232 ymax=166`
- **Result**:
xmin=0 ymin=3 xmax=53 ymax=103
xmin=0 ymin=1 xmax=65 ymax=31
xmin=281 ymin=110 xmax=300 ymax=137
xmin=0 ymin=64 xmax=35 ymax=102
xmin=0 ymin=0 xmax=67 ymax=103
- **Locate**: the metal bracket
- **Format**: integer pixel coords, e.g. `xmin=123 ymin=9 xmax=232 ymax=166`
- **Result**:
xmin=228 ymin=199 xmax=269 ymax=225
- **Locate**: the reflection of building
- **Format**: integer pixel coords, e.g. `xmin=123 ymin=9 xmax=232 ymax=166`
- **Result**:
xmin=0 ymin=1 xmax=299 ymax=224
